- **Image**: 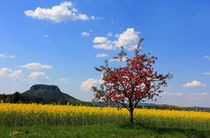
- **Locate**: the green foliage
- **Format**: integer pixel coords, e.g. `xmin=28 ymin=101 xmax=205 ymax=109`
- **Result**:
xmin=0 ymin=124 xmax=209 ymax=137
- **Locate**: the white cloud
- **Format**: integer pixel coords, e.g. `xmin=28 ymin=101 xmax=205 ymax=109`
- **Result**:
xmin=91 ymin=16 xmax=95 ymax=20
xmin=162 ymin=91 xmax=209 ymax=97
xmin=0 ymin=68 xmax=12 ymax=76
xmin=9 ymin=70 xmax=23 ymax=80
xmin=203 ymin=72 xmax=210 ymax=75
xmin=93 ymin=37 xmax=113 ymax=50
xmin=115 ymin=28 xmax=140 ymax=50
xmin=91 ymin=16 xmax=103 ymax=20
xmin=80 ymin=78 xmax=98 ymax=91
xmin=0 ymin=54 xmax=15 ymax=59
xmin=182 ymin=80 xmax=206 ymax=87
xmin=0 ymin=54 xmax=6 ymax=58
xmin=107 ymin=32 xmax=112 ymax=37
xmin=20 ymin=62 xmax=52 ymax=70
xmin=93 ymin=37 xmax=107 ymax=43
xmin=187 ymin=92 xmax=208 ymax=97
xmin=43 ymin=35 xmax=48 ymax=38
xmin=93 ymin=44 xmax=113 ymax=50
xmin=204 ymin=56 xmax=210 ymax=61
xmin=24 ymin=1 xmax=90 ymax=23
xmin=92 ymin=28 xmax=140 ymax=50
xmin=58 ymin=77 xmax=71 ymax=84
xmin=28 ymin=72 xmax=49 ymax=82
xmin=81 ymin=32 xmax=90 ymax=37
xmin=96 ymin=53 xmax=109 ymax=58
xmin=8 ymin=55 xmax=15 ymax=59
xmin=162 ymin=92 xmax=183 ymax=96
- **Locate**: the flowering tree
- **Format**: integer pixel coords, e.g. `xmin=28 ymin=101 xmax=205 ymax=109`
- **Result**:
xmin=92 ymin=38 xmax=172 ymax=126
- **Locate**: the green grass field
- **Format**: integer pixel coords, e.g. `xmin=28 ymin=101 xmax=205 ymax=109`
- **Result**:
xmin=0 ymin=104 xmax=210 ymax=137
xmin=2 ymin=124 xmax=210 ymax=138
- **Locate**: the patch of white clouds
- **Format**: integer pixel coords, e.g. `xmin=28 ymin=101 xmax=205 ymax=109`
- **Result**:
xmin=187 ymin=92 xmax=208 ymax=97
xmin=81 ymin=32 xmax=90 ymax=37
xmin=92 ymin=28 xmax=140 ymax=51
xmin=96 ymin=53 xmax=109 ymax=58
xmin=20 ymin=63 xmax=52 ymax=70
xmin=8 ymin=55 xmax=16 ymax=59
xmin=80 ymin=78 xmax=99 ymax=91
xmin=0 ymin=54 xmax=6 ymax=58
xmin=162 ymin=92 xmax=183 ymax=96
xmin=0 ymin=54 xmax=15 ymax=59
xmin=107 ymin=32 xmax=112 ymax=37
xmin=115 ymin=28 xmax=140 ymax=50
xmin=27 ymin=72 xmax=49 ymax=82
xmin=162 ymin=91 xmax=208 ymax=97
xmin=80 ymin=75 xmax=104 ymax=91
xmin=58 ymin=77 xmax=71 ymax=84
xmin=24 ymin=1 xmax=90 ymax=23
xmin=90 ymin=16 xmax=103 ymax=20
xmin=0 ymin=67 xmax=50 ymax=83
xmin=9 ymin=70 xmax=23 ymax=81
xmin=43 ymin=35 xmax=48 ymax=38
xmin=204 ymin=56 xmax=210 ymax=61
xmin=182 ymin=80 xmax=206 ymax=87
xmin=0 ymin=68 xmax=12 ymax=76
xmin=203 ymin=72 xmax=210 ymax=75
xmin=93 ymin=37 xmax=113 ymax=50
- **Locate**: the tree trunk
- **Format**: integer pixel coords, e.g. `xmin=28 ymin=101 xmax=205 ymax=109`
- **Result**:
xmin=129 ymin=109 xmax=134 ymax=127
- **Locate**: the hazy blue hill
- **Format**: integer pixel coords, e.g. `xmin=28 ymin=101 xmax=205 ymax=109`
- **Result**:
xmin=22 ymin=84 xmax=78 ymax=101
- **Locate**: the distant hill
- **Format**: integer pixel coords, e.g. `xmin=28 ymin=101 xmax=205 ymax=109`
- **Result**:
xmin=22 ymin=84 xmax=79 ymax=101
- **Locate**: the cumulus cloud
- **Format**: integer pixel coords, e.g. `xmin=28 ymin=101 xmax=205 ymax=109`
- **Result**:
xmin=203 ymin=72 xmax=210 ymax=75
xmin=80 ymin=78 xmax=99 ymax=91
xmin=204 ymin=56 xmax=210 ymax=61
xmin=24 ymin=1 xmax=90 ymax=23
xmin=28 ymin=72 xmax=49 ymax=82
xmin=162 ymin=92 xmax=183 ymax=96
xmin=0 ymin=68 xmax=12 ymax=76
xmin=96 ymin=53 xmax=109 ymax=58
xmin=93 ymin=37 xmax=113 ymax=50
xmin=115 ymin=28 xmax=140 ymax=50
xmin=9 ymin=70 xmax=23 ymax=80
xmin=81 ymin=32 xmax=90 ymax=37
xmin=187 ymin=92 xmax=208 ymax=97
xmin=80 ymin=74 xmax=105 ymax=91
xmin=0 ymin=54 xmax=15 ymax=59
xmin=182 ymin=80 xmax=206 ymax=87
xmin=20 ymin=63 xmax=52 ymax=70
xmin=92 ymin=28 xmax=140 ymax=50
xmin=93 ymin=37 xmax=108 ymax=43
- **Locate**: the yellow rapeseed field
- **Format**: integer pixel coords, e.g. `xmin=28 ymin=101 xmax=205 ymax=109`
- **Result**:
xmin=0 ymin=103 xmax=209 ymax=128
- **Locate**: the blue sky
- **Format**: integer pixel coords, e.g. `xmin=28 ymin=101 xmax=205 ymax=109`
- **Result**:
xmin=0 ymin=0 xmax=210 ymax=107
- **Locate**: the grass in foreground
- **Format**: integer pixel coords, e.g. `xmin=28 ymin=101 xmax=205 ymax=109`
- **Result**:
xmin=1 ymin=124 xmax=210 ymax=138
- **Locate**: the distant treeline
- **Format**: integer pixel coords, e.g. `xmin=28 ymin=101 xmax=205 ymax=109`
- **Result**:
xmin=0 ymin=92 xmax=209 ymax=112
xmin=0 ymin=92 xmax=92 ymax=106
